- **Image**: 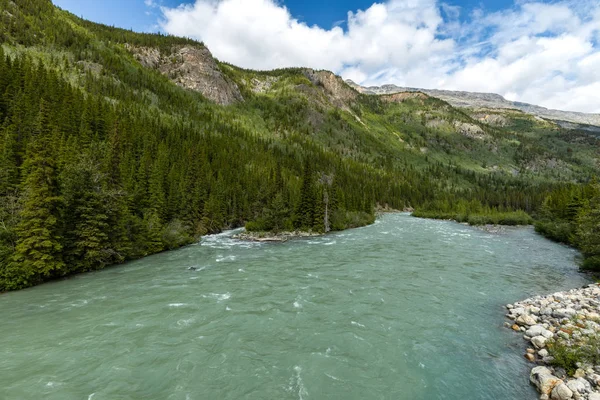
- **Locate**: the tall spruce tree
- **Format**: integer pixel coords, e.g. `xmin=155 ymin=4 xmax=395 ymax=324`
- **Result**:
xmin=11 ymin=101 xmax=64 ymax=286
xmin=295 ymin=161 xmax=315 ymax=230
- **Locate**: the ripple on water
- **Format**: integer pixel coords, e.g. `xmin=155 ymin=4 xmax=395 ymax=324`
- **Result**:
xmin=201 ymin=292 xmax=231 ymax=302
xmin=176 ymin=318 xmax=194 ymax=327
xmin=216 ymin=255 xmax=237 ymax=262
xmin=287 ymin=366 xmax=308 ymax=400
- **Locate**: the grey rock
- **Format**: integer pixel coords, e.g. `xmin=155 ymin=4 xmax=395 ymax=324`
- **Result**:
xmin=550 ymin=383 xmax=573 ymax=399
xmin=586 ymin=373 xmax=600 ymax=386
xmin=511 ymin=307 xmax=526 ymax=316
xmin=528 ymin=325 xmax=547 ymax=337
xmin=528 ymin=325 xmax=554 ymax=339
xmin=129 ymin=45 xmax=243 ymax=106
xmin=553 ymin=309 xmax=577 ymax=319
xmin=576 ymin=378 xmax=592 ymax=393
xmin=542 ymin=330 xmax=555 ymax=339
xmin=531 ymin=336 xmax=548 ymax=349
xmin=531 ymin=366 xmax=564 ymax=395
xmin=517 ymin=314 xmax=537 ymax=326
xmin=566 ymin=379 xmax=587 ymax=394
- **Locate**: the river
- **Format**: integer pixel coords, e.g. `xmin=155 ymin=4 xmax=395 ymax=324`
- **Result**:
xmin=0 ymin=213 xmax=590 ymax=399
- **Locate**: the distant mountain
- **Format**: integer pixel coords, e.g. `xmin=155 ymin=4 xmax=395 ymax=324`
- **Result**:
xmin=346 ymin=80 xmax=600 ymax=129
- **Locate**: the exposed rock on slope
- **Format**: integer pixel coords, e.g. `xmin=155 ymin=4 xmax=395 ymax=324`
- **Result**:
xmin=381 ymin=92 xmax=428 ymax=104
xmin=303 ymin=69 xmax=358 ymax=110
xmin=346 ymin=80 xmax=600 ymax=127
xmin=129 ymin=45 xmax=243 ymax=105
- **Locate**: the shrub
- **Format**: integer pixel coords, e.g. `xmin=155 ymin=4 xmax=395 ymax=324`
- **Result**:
xmin=245 ymin=219 xmax=267 ymax=232
xmin=582 ymin=255 xmax=600 ymax=271
xmin=161 ymin=219 xmax=194 ymax=250
xmin=547 ymin=340 xmax=583 ymax=376
xmin=331 ymin=209 xmax=375 ymax=231
xmin=534 ymin=221 xmax=574 ymax=244
xmin=548 ymin=335 xmax=600 ymax=376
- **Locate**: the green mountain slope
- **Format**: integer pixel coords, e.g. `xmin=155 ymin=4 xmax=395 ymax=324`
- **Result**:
xmin=0 ymin=0 xmax=599 ymax=290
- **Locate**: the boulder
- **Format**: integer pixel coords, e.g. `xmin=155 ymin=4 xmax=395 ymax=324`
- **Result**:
xmin=531 ymin=366 xmax=563 ymax=395
xmin=550 ymin=383 xmax=573 ymax=399
xmin=585 ymin=373 xmax=600 ymax=386
xmin=527 ymin=325 xmax=547 ymax=337
xmin=588 ymin=393 xmax=600 ymax=400
xmin=557 ymin=331 xmax=570 ymax=340
xmin=531 ymin=336 xmax=548 ymax=349
xmin=566 ymin=379 xmax=588 ymax=394
xmin=527 ymin=325 xmax=554 ymax=338
xmin=517 ymin=314 xmax=537 ymax=326
xmin=587 ymin=312 xmax=600 ymax=321
xmin=512 ymin=307 xmax=526 ymax=316
xmin=542 ymin=330 xmax=554 ymax=339
xmin=573 ymin=369 xmax=586 ymax=379
xmin=577 ymin=378 xmax=591 ymax=393
xmin=553 ymin=309 xmax=577 ymax=318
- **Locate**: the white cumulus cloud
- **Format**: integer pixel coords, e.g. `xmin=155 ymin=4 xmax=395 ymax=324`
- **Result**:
xmin=159 ymin=0 xmax=600 ymax=113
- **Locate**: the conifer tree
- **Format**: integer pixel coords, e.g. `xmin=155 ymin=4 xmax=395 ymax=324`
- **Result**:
xmin=577 ymin=185 xmax=600 ymax=270
xmin=295 ymin=161 xmax=315 ymax=230
xmin=61 ymin=151 xmax=113 ymax=273
xmin=12 ymin=101 xmax=64 ymax=286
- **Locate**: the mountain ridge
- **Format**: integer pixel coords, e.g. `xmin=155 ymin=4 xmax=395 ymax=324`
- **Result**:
xmin=345 ymin=80 xmax=600 ymax=129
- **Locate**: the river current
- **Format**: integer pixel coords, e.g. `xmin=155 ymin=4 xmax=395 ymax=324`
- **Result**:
xmin=0 ymin=213 xmax=590 ymax=399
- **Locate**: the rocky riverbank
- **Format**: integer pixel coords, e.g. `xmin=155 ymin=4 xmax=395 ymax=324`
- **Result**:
xmin=506 ymin=284 xmax=600 ymax=400
xmin=232 ymin=231 xmax=322 ymax=242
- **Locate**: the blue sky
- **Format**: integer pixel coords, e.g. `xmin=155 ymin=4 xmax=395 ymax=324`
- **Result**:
xmin=51 ymin=0 xmax=600 ymax=113
xmin=53 ymin=0 xmax=513 ymax=33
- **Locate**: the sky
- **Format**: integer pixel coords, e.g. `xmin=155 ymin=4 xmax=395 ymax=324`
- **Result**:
xmin=52 ymin=0 xmax=600 ymax=113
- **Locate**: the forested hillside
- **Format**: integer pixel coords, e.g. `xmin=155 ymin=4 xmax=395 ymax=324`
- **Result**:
xmin=0 ymin=0 xmax=599 ymax=291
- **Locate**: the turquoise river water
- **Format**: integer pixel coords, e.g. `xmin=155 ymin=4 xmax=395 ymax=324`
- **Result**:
xmin=0 ymin=213 xmax=591 ymax=399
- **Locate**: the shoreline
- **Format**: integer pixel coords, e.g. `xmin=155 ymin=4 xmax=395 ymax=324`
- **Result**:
xmin=506 ymin=284 xmax=600 ymax=400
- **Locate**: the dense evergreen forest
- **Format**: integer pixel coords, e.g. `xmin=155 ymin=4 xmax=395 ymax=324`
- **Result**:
xmin=534 ymin=181 xmax=600 ymax=270
xmin=0 ymin=0 xmax=599 ymax=291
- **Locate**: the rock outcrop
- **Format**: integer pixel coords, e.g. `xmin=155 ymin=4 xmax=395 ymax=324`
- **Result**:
xmin=381 ymin=92 xmax=428 ymax=104
xmin=128 ymin=45 xmax=243 ymax=106
xmin=303 ymin=70 xmax=358 ymax=110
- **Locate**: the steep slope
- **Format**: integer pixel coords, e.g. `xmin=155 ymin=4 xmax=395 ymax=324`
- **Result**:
xmin=347 ymin=80 xmax=600 ymax=128
xmin=0 ymin=0 xmax=599 ymax=291
xmin=128 ymin=44 xmax=243 ymax=105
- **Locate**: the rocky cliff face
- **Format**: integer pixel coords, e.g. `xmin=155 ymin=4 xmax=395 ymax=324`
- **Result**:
xmin=346 ymin=80 xmax=600 ymax=128
xmin=303 ymin=70 xmax=358 ymax=110
xmin=129 ymin=45 xmax=243 ymax=106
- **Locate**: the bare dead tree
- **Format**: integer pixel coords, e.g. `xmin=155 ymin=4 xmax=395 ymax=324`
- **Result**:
xmin=319 ymin=172 xmax=334 ymax=233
